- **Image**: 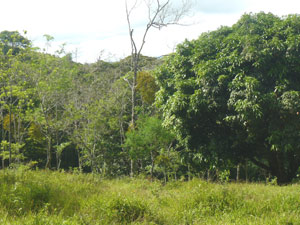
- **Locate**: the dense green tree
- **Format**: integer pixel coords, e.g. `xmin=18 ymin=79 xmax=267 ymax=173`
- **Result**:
xmin=124 ymin=116 xmax=174 ymax=179
xmin=0 ymin=40 xmax=34 ymax=166
xmin=136 ymin=71 xmax=159 ymax=105
xmin=156 ymin=13 xmax=300 ymax=183
xmin=0 ymin=31 xmax=31 ymax=55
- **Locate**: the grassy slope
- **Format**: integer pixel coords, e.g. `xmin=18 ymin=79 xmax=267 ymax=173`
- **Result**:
xmin=0 ymin=168 xmax=299 ymax=225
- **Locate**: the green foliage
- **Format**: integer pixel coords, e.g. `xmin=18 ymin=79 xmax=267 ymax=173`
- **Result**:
xmin=28 ymin=123 xmax=43 ymax=142
xmin=125 ymin=116 xmax=174 ymax=156
xmin=218 ymin=169 xmax=231 ymax=183
xmin=2 ymin=13 xmax=300 ymax=182
xmin=0 ymin=170 xmax=300 ymax=224
xmin=107 ymin=196 xmax=148 ymax=223
xmin=0 ymin=30 xmax=31 ymax=55
xmin=156 ymin=12 xmax=300 ymax=183
xmin=0 ymin=169 xmax=80 ymax=216
xmin=137 ymin=71 xmax=158 ymax=104
xmin=124 ymin=116 xmax=175 ymax=178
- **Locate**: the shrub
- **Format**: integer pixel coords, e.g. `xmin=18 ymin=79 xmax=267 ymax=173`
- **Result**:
xmin=108 ymin=196 xmax=148 ymax=223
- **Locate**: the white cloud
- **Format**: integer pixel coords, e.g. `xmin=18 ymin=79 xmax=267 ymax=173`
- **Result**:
xmin=194 ymin=0 xmax=247 ymax=14
xmin=245 ymin=0 xmax=300 ymax=15
xmin=1 ymin=0 xmax=300 ymax=63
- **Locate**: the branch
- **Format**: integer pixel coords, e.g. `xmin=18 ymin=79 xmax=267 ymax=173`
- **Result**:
xmin=125 ymin=0 xmax=138 ymax=57
xmin=138 ymin=0 xmax=169 ymax=55
xmin=122 ymin=76 xmax=133 ymax=89
xmin=125 ymin=0 xmax=193 ymax=73
xmin=249 ymin=157 xmax=270 ymax=171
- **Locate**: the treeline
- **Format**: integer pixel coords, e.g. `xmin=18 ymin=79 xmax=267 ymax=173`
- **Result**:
xmin=0 ymin=30 xmax=176 ymax=180
xmin=1 ymin=12 xmax=300 ymax=184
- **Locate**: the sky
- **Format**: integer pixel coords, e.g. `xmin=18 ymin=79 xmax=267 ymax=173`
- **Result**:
xmin=0 ymin=0 xmax=299 ymax=63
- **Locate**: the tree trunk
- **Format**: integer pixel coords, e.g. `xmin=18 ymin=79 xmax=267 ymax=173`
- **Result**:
xmin=236 ymin=164 xmax=240 ymax=182
xmin=8 ymin=104 xmax=12 ymax=165
xmin=164 ymin=166 xmax=167 ymax=184
xmin=207 ymin=169 xmax=210 ymax=182
xmin=56 ymin=152 xmax=61 ymax=170
xmin=188 ymin=164 xmax=191 ymax=181
xmin=45 ymin=137 xmax=52 ymax=169
xmin=251 ymin=151 xmax=299 ymax=184
xmin=245 ymin=161 xmax=248 ymax=183
xmin=130 ymin=158 xmax=134 ymax=178
xmin=1 ymin=109 xmax=5 ymax=169
xmin=55 ymin=105 xmax=60 ymax=170
xmin=130 ymin=57 xmax=138 ymax=178
xmin=269 ymin=152 xmax=297 ymax=184
xmin=16 ymin=113 xmax=22 ymax=163
xmin=77 ymin=147 xmax=82 ymax=172
xmin=150 ymin=150 xmax=154 ymax=181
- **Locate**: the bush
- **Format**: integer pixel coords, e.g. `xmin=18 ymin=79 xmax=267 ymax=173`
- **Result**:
xmin=0 ymin=169 xmax=80 ymax=216
xmin=108 ymin=196 xmax=148 ymax=223
xmin=1 ymin=170 xmax=300 ymax=224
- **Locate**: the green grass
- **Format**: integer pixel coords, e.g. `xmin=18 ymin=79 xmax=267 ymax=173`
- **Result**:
xmin=0 ymin=168 xmax=300 ymax=224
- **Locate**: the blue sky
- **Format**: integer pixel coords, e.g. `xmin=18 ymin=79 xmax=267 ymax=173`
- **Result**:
xmin=0 ymin=0 xmax=299 ymax=63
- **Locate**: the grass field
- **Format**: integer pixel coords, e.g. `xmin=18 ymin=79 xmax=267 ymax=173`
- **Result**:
xmin=0 ymin=167 xmax=299 ymax=224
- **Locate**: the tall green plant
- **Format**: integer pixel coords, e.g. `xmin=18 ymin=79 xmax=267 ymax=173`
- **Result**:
xmin=156 ymin=13 xmax=300 ymax=183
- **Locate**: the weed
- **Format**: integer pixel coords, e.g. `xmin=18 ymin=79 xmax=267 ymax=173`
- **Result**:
xmin=0 ymin=170 xmax=300 ymax=224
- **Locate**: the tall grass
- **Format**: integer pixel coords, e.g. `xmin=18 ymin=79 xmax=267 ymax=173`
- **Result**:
xmin=0 ymin=167 xmax=299 ymax=224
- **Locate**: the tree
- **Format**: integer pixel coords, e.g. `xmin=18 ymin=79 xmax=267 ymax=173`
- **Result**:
xmin=124 ymin=116 xmax=174 ymax=180
xmin=156 ymin=13 xmax=300 ymax=184
xmin=28 ymin=40 xmax=75 ymax=169
xmin=0 ymin=38 xmax=33 ymax=166
xmin=64 ymin=58 xmax=133 ymax=175
xmin=125 ymin=0 xmax=193 ymax=176
xmin=0 ymin=31 xmax=31 ymax=55
xmin=136 ymin=71 xmax=158 ymax=105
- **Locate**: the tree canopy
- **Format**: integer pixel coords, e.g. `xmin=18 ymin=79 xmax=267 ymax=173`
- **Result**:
xmin=1 ymin=12 xmax=300 ymax=184
xmin=156 ymin=12 xmax=300 ymax=183
xmin=0 ymin=31 xmax=31 ymax=55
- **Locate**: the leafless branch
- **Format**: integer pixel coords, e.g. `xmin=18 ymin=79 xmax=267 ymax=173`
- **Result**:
xmin=122 ymin=76 xmax=133 ymax=89
xmin=125 ymin=0 xmax=138 ymax=59
xmin=124 ymin=1 xmax=194 ymax=176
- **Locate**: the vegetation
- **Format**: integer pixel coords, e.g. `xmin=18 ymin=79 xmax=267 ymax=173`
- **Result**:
xmin=156 ymin=12 xmax=300 ymax=184
xmin=1 ymin=12 xmax=300 ymax=186
xmin=0 ymin=168 xmax=299 ymax=224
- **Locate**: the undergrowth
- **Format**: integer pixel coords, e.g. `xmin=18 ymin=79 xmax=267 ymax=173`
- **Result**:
xmin=0 ymin=167 xmax=299 ymax=224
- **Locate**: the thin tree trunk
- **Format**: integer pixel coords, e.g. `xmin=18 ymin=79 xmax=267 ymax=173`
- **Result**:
xmin=245 ymin=161 xmax=248 ymax=183
xmin=56 ymin=152 xmax=61 ymax=170
xmin=77 ymin=147 xmax=82 ymax=172
xmin=17 ymin=113 xmax=21 ymax=163
xmin=125 ymin=0 xmax=192 ymax=178
xmin=74 ymin=121 xmax=82 ymax=172
xmin=188 ymin=164 xmax=191 ymax=181
xmin=8 ymin=102 xmax=12 ymax=165
xmin=150 ymin=150 xmax=154 ymax=181
xmin=55 ymin=104 xmax=60 ymax=170
xmin=91 ymin=142 xmax=96 ymax=173
xmin=57 ymin=158 xmax=61 ymax=170
xmin=164 ymin=166 xmax=167 ymax=184
xmin=236 ymin=164 xmax=240 ymax=182
xmin=207 ymin=169 xmax=210 ymax=182
xmin=1 ymin=108 xmax=5 ymax=169
xmin=130 ymin=58 xmax=138 ymax=178
xmin=130 ymin=159 xmax=134 ymax=177
xmin=45 ymin=137 xmax=52 ymax=169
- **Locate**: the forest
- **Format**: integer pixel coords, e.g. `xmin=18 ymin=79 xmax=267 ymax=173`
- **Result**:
xmin=1 ymin=12 xmax=300 ymax=185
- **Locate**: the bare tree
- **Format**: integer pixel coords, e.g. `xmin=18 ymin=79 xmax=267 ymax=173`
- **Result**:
xmin=125 ymin=0 xmax=193 ymax=177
